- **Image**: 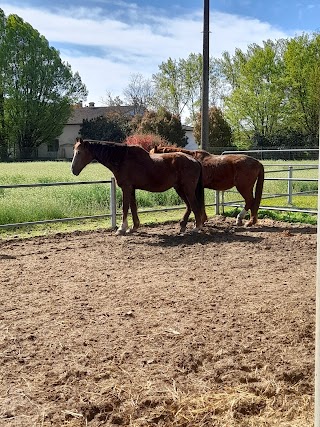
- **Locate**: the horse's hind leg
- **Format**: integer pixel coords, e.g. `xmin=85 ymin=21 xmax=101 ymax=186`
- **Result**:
xmin=183 ymin=189 xmax=204 ymax=232
xmin=129 ymin=189 xmax=140 ymax=232
xmin=174 ymin=187 xmax=191 ymax=233
xmin=235 ymin=185 xmax=254 ymax=226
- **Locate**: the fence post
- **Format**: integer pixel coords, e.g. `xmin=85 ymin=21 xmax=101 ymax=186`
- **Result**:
xmin=288 ymin=166 xmax=293 ymax=205
xmin=110 ymin=177 xmax=117 ymax=229
xmin=215 ymin=190 xmax=220 ymax=215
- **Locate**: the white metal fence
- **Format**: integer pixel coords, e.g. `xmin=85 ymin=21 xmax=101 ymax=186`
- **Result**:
xmin=0 ymin=149 xmax=318 ymax=229
xmin=0 ymin=178 xmax=118 ymax=229
xmin=216 ymin=149 xmax=319 ymax=216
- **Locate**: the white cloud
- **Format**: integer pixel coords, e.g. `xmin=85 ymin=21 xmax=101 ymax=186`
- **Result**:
xmin=2 ymin=3 xmax=296 ymax=106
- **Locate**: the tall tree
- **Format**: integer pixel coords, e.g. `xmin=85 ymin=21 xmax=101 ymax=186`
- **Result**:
xmin=1 ymin=11 xmax=88 ymax=159
xmin=219 ymin=40 xmax=286 ymax=148
xmin=123 ymin=73 xmax=154 ymax=114
xmin=152 ymin=57 xmax=186 ymax=117
xmin=193 ymin=106 xmax=233 ymax=150
xmin=152 ymin=54 xmax=222 ymax=124
xmin=135 ymin=108 xmax=187 ymax=147
xmin=102 ymin=91 xmax=124 ymax=107
xmin=283 ymin=33 xmax=320 ymax=146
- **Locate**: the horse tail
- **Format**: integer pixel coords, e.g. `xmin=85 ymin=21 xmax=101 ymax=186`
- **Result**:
xmin=253 ymin=163 xmax=265 ymax=219
xmin=195 ymin=164 xmax=207 ymax=222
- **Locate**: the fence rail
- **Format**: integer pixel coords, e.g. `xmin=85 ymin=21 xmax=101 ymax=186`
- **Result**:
xmin=0 ymin=178 xmax=118 ymax=229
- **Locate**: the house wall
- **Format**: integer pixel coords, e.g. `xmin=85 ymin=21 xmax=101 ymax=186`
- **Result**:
xmin=58 ymin=124 xmax=81 ymax=159
xmin=184 ymin=129 xmax=198 ymax=150
xmin=37 ymin=124 xmax=80 ymax=159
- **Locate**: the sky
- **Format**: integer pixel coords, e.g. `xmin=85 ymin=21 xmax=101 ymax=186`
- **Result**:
xmin=1 ymin=1 xmax=320 ymax=107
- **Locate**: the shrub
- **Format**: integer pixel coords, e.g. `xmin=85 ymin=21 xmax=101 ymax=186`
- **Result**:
xmin=124 ymin=133 xmax=169 ymax=152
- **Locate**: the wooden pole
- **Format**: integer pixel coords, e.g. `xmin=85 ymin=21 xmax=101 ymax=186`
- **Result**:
xmin=201 ymin=0 xmax=209 ymax=150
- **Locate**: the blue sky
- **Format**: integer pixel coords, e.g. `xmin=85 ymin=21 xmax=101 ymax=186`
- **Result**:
xmin=1 ymin=1 xmax=319 ymax=107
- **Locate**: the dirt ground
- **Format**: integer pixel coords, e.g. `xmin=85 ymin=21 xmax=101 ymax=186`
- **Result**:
xmin=0 ymin=217 xmax=317 ymax=426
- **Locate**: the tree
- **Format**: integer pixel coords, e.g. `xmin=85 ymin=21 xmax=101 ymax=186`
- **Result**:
xmin=1 ymin=10 xmax=88 ymax=159
xmin=134 ymin=108 xmax=187 ymax=147
xmin=123 ymin=73 xmax=154 ymax=115
xmin=152 ymin=54 xmax=224 ymax=124
xmin=283 ymin=33 xmax=320 ymax=146
xmin=193 ymin=106 xmax=233 ymax=150
xmin=102 ymin=90 xmax=124 ymax=107
xmin=219 ymin=40 xmax=286 ymax=148
xmin=80 ymin=113 xmax=131 ymax=142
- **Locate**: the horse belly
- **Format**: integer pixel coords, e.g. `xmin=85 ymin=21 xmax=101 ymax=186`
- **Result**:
xmin=133 ymin=171 xmax=175 ymax=193
xmin=203 ymin=168 xmax=234 ymax=190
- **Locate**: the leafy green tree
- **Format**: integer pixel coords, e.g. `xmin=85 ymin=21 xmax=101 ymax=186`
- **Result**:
xmin=193 ymin=106 xmax=233 ymax=150
xmin=283 ymin=33 xmax=320 ymax=146
xmin=152 ymin=54 xmax=224 ymax=124
xmin=134 ymin=108 xmax=186 ymax=147
xmin=152 ymin=57 xmax=187 ymax=117
xmin=1 ymin=10 xmax=88 ymax=159
xmin=219 ymin=40 xmax=286 ymax=148
xmin=80 ymin=113 xmax=131 ymax=142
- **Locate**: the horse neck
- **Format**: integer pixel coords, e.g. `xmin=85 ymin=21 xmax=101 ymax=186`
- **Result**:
xmin=90 ymin=142 xmax=126 ymax=172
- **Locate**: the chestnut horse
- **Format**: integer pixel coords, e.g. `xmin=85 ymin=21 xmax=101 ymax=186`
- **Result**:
xmin=151 ymin=145 xmax=264 ymax=227
xmin=71 ymin=138 xmax=206 ymax=235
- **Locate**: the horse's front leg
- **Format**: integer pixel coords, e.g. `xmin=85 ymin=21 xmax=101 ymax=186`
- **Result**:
xmin=116 ymin=188 xmax=130 ymax=235
xmin=128 ymin=189 xmax=140 ymax=233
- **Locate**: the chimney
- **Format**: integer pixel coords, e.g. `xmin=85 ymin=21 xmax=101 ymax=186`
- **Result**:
xmin=88 ymin=102 xmax=95 ymax=107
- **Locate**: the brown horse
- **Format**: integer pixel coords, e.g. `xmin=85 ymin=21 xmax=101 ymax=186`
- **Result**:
xmin=151 ymin=145 xmax=264 ymax=226
xmin=71 ymin=138 xmax=206 ymax=235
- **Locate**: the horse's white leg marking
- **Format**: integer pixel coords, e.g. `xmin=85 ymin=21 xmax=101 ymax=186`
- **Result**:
xmin=236 ymin=208 xmax=247 ymax=226
xmin=191 ymin=225 xmax=201 ymax=233
xmin=116 ymin=219 xmax=128 ymax=235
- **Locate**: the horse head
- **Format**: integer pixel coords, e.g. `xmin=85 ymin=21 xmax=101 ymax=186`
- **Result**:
xmin=71 ymin=138 xmax=94 ymax=176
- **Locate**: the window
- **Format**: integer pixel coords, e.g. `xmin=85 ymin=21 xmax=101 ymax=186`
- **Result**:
xmin=47 ymin=139 xmax=59 ymax=152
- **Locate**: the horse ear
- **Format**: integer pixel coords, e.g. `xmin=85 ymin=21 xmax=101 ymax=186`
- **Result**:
xmin=76 ymin=137 xmax=84 ymax=143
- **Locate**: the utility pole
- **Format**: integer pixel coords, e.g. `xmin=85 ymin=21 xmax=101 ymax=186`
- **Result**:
xmin=201 ymin=0 xmax=210 ymax=150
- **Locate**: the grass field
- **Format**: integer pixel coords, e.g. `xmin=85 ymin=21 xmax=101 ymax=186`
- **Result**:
xmin=0 ymin=159 xmax=318 ymax=239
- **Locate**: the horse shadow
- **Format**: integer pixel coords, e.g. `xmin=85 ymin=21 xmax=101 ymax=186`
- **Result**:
xmin=132 ymin=219 xmax=316 ymax=248
xmin=135 ymin=226 xmax=264 ymax=248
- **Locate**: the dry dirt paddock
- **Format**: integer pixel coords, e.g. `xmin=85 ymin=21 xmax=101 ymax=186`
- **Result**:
xmin=0 ymin=217 xmax=317 ymax=427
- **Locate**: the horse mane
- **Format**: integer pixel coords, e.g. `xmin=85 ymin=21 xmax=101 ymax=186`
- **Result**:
xmin=86 ymin=140 xmax=129 ymax=166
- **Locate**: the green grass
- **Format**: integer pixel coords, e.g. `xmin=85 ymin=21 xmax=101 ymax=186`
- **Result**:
xmin=0 ymin=160 xmax=318 ymax=240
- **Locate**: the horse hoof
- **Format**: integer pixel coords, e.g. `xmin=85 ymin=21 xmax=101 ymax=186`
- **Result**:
xmin=115 ymin=229 xmax=126 ymax=236
xmin=192 ymin=227 xmax=201 ymax=233
xmin=126 ymin=228 xmax=138 ymax=234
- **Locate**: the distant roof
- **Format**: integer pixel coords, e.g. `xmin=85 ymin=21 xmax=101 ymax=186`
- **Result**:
xmin=67 ymin=104 xmax=136 ymax=125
